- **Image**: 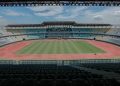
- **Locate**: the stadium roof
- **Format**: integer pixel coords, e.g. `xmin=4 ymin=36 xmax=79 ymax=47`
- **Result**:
xmin=0 ymin=0 xmax=120 ymax=6
xmin=6 ymin=21 xmax=112 ymax=27
xmin=42 ymin=21 xmax=76 ymax=25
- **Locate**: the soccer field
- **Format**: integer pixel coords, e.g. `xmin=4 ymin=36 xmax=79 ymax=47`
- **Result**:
xmin=17 ymin=40 xmax=105 ymax=54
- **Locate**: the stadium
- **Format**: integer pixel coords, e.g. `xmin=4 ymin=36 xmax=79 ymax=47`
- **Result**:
xmin=0 ymin=21 xmax=120 ymax=85
xmin=0 ymin=0 xmax=120 ymax=85
xmin=0 ymin=21 xmax=120 ymax=60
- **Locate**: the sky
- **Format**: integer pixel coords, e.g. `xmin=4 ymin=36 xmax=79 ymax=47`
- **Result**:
xmin=0 ymin=6 xmax=120 ymax=26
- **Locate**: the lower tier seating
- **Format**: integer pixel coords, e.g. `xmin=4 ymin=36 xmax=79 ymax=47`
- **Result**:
xmin=0 ymin=64 xmax=119 ymax=86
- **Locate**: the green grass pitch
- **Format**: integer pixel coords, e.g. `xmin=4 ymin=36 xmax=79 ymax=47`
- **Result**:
xmin=16 ymin=40 xmax=105 ymax=54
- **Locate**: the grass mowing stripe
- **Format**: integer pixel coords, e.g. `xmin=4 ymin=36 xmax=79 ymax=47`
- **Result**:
xmin=23 ymin=42 xmax=40 ymax=53
xmin=35 ymin=41 xmax=47 ymax=54
xmin=54 ymin=41 xmax=58 ymax=53
xmin=79 ymin=41 xmax=95 ymax=53
xmin=63 ymin=41 xmax=71 ymax=53
xmin=45 ymin=41 xmax=53 ymax=54
xmin=40 ymin=41 xmax=48 ymax=54
xmin=27 ymin=42 xmax=42 ymax=53
xmin=61 ymin=41 xmax=66 ymax=53
xmin=75 ymin=41 xmax=104 ymax=53
xmin=83 ymin=42 xmax=96 ymax=53
xmin=82 ymin=41 xmax=104 ymax=53
xmin=75 ymin=41 xmax=88 ymax=53
xmin=62 ymin=41 xmax=67 ymax=53
xmin=74 ymin=41 xmax=92 ymax=53
xmin=68 ymin=41 xmax=76 ymax=53
xmin=60 ymin=41 xmax=64 ymax=53
xmin=31 ymin=42 xmax=45 ymax=53
xmin=39 ymin=41 xmax=49 ymax=54
xmin=85 ymin=42 xmax=105 ymax=53
xmin=69 ymin=40 xmax=79 ymax=53
xmin=51 ymin=41 xmax=55 ymax=53
xmin=70 ymin=40 xmax=81 ymax=53
xmin=44 ymin=41 xmax=55 ymax=54
xmin=17 ymin=42 xmax=36 ymax=54
xmin=50 ymin=41 xmax=55 ymax=53
xmin=33 ymin=42 xmax=41 ymax=54
xmin=65 ymin=41 xmax=71 ymax=53
xmin=58 ymin=41 xmax=61 ymax=53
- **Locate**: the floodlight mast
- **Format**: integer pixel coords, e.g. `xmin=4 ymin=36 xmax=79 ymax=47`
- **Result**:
xmin=0 ymin=0 xmax=120 ymax=6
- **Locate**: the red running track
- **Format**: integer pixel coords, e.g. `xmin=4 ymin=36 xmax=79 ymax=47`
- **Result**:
xmin=0 ymin=40 xmax=120 ymax=60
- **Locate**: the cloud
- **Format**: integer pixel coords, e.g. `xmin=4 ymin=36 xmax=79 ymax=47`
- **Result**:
xmin=0 ymin=6 xmax=120 ymax=25
xmin=114 ymin=10 xmax=120 ymax=17
xmin=56 ymin=15 xmax=76 ymax=19
xmin=79 ymin=7 xmax=120 ymax=24
xmin=28 ymin=6 xmax=120 ymax=24
xmin=0 ymin=18 xmax=10 ymax=26
xmin=0 ymin=16 xmax=3 ymax=18
xmin=0 ymin=16 xmax=15 ymax=26
xmin=93 ymin=15 xmax=103 ymax=21
xmin=2 ymin=10 xmax=25 ymax=16
xmin=28 ymin=6 xmax=63 ymax=16
xmin=55 ymin=6 xmax=87 ymax=20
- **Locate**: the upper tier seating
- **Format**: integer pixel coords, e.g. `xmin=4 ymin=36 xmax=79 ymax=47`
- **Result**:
xmin=0 ymin=26 xmax=120 ymax=46
xmin=107 ymin=28 xmax=120 ymax=36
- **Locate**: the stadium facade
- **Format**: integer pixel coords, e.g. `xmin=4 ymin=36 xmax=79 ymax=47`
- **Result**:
xmin=6 ymin=21 xmax=111 ymax=39
xmin=0 ymin=21 xmax=118 ymax=45
xmin=0 ymin=2 xmax=120 ymax=86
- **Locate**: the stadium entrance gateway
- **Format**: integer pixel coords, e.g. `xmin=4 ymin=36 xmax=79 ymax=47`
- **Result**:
xmin=6 ymin=21 xmax=111 ymax=39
